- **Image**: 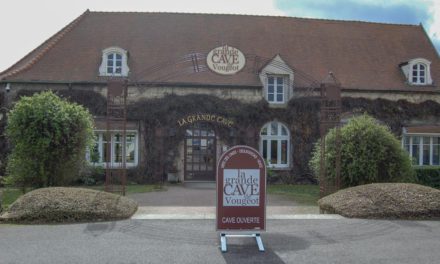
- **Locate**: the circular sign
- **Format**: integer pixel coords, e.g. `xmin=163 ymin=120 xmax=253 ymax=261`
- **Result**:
xmin=206 ymin=45 xmax=246 ymax=75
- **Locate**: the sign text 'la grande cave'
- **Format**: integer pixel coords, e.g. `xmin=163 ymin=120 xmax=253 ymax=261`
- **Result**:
xmin=223 ymin=169 xmax=260 ymax=206
xmin=177 ymin=113 xmax=234 ymax=127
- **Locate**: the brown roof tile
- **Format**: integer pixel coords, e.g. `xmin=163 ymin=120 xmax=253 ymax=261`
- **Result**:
xmin=406 ymin=126 xmax=440 ymax=134
xmin=1 ymin=11 xmax=439 ymax=91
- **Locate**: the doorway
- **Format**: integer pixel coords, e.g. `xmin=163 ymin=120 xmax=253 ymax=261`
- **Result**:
xmin=184 ymin=123 xmax=216 ymax=181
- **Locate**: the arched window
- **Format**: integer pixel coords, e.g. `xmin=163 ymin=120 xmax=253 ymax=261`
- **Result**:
xmin=260 ymin=121 xmax=290 ymax=168
xmin=99 ymin=47 xmax=129 ymax=76
xmin=412 ymin=63 xmax=427 ymax=84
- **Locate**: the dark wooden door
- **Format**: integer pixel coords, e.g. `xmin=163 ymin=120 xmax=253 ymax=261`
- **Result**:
xmin=184 ymin=123 xmax=216 ymax=181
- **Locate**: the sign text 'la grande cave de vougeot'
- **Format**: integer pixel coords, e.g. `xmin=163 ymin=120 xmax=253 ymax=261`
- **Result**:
xmin=217 ymin=145 xmax=266 ymax=231
xmin=207 ymin=45 xmax=246 ymax=75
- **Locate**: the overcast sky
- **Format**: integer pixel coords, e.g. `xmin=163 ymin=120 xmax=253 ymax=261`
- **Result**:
xmin=1 ymin=0 xmax=439 ymax=72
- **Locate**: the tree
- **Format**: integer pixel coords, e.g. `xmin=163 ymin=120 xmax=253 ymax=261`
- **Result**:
xmin=5 ymin=91 xmax=94 ymax=188
xmin=309 ymin=114 xmax=415 ymax=187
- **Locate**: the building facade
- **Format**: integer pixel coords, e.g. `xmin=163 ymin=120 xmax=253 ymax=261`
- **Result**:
xmin=1 ymin=10 xmax=440 ymax=183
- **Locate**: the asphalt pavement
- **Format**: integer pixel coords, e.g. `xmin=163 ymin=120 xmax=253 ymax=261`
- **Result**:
xmin=0 ymin=219 xmax=439 ymax=264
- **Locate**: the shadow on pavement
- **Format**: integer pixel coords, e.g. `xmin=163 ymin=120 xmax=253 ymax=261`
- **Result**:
xmin=220 ymin=233 xmax=310 ymax=264
xmin=222 ymin=246 xmax=285 ymax=264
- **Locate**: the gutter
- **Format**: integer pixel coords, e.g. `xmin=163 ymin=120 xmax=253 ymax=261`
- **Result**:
xmin=2 ymin=80 xmax=439 ymax=94
xmin=0 ymin=80 xmax=262 ymax=90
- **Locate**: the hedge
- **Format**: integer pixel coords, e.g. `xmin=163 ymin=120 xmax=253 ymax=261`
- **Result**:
xmin=415 ymin=166 xmax=440 ymax=189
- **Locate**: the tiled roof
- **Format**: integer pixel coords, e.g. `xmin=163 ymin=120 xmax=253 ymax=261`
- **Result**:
xmin=1 ymin=10 xmax=439 ymax=91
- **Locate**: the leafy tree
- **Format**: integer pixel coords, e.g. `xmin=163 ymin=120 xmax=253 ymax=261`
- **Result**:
xmin=5 ymin=91 xmax=94 ymax=188
xmin=309 ymin=114 xmax=415 ymax=187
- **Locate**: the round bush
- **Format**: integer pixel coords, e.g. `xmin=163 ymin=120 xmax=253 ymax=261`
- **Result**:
xmin=318 ymin=183 xmax=440 ymax=219
xmin=309 ymin=114 xmax=415 ymax=187
xmin=5 ymin=91 xmax=94 ymax=187
xmin=0 ymin=187 xmax=138 ymax=223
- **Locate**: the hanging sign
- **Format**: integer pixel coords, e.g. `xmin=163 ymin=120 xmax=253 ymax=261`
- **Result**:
xmin=206 ymin=45 xmax=246 ymax=75
xmin=216 ymin=145 xmax=266 ymax=231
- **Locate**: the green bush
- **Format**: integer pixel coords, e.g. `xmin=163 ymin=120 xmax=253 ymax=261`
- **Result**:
xmin=5 ymin=91 xmax=94 ymax=188
xmin=415 ymin=166 xmax=440 ymax=189
xmin=78 ymin=165 xmax=105 ymax=186
xmin=309 ymin=114 xmax=415 ymax=187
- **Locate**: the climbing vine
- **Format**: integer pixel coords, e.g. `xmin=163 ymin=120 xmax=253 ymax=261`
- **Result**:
xmin=2 ymin=88 xmax=440 ymax=184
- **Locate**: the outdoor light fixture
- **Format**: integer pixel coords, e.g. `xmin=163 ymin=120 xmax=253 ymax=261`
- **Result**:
xmin=5 ymin=83 xmax=10 ymax=92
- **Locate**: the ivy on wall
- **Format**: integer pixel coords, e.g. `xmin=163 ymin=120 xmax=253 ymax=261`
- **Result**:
xmin=2 ymin=88 xmax=440 ymax=184
xmin=0 ymin=91 xmax=6 ymax=175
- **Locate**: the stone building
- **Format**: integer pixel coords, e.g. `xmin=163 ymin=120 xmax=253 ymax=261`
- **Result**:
xmin=0 ymin=10 xmax=439 ymax=183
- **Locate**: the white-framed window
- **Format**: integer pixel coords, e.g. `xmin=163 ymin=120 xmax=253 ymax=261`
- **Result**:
xmin=400 ymin=58 xmax=432 ymax=86
xmin=106 ymin=53 xmax=123 ymax=75
xmin=267 ymin=75 xmax=285 ymax=104
xmin=99 ymin=47 xmax=129 ymax=76
xmin=260 ymin=121 xmax=290 ymax=168
xmin=402 ymin=134 xmax=440 ymax=166
xmin=411 ymin=63 xmax=427 ymax=84
xmin=88 ymin=130 xmax=138 ymax=167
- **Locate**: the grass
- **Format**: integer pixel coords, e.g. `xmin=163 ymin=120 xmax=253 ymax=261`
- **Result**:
xmin=85 ymin=184 xmax=165 ymax=194
xmin=267 ymin=184 xmax=320 ymax=205
xmin=1 ymin=184 xmax=164 ymax=210
xmin=0 ymin=188 xmax=24 ymax=209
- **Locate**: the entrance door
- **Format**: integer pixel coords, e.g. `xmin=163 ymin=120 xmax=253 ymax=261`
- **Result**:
xmin=184 ymin=123 xmax=216 ymax=181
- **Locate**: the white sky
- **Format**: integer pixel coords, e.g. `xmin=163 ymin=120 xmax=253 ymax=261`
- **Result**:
xmin=0 ymin=0 xmax=438 ymax=73
xmin=0 ymin=0 xmax=284 ymax=72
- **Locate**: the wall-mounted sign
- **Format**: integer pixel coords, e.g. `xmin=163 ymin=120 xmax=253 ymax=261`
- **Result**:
xmin=177 ymin=113 xmax=234 ymax=127
xmin=217 ymin=145 xmax=266 ymax=231
xmin=207 ymin=45 xmax=246 ymax=75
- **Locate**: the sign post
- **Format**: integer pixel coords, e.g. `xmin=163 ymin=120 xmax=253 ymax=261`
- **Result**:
xmin=216 ymin=145 xmax=266 ymax=252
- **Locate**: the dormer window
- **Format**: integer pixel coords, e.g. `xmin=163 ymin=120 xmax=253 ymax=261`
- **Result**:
xmin=99 ymin=47 xmax=129 ymax=77
xmin=400 ymin=58 xmax=432 ymax=86
xmin=259 ymin=55 xmax=294 ymax=106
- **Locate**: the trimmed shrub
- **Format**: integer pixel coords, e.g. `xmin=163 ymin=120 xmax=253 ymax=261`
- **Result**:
xmin=309 ymin=114 xmax=415 ymax=187
xmin=5 ymin=91 xmax=94 ymax=188
xmin=318 ymin=183 xmax=440 ymax=219
xmin=415 ymin=166 xmax=440 ymax=189
xmin=0 ymin=187 xmax=138 ymax=223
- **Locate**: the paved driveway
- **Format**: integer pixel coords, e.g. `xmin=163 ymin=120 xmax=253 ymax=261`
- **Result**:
xmin=0 ymin=219 xmax=439 ymax=264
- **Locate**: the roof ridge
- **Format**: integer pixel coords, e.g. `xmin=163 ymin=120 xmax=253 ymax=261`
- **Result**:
xmin=87 ymin=10 xmax=420 ymax=27
xmin=0 ymin=9 xmax=90 ymax=80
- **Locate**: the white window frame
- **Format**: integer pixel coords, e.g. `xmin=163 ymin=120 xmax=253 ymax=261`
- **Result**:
xmin=402 ymin=133 xmax=440 ymax=166
xmin=267 ymin=75 xmax=286 ymax=104
xmin=99 ymin=47 xmax=130 ymax=77
xmin=259 ymin=121 xmax=290 ymax=169
xmin=88 ymin=130 xmax=138 ymax=167
xmin=411 ymin=63 xmax=427 ymax=85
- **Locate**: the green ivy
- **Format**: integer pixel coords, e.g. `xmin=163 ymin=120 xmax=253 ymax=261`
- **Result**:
xmin=4 ymin=89 xmax=440 ymax=184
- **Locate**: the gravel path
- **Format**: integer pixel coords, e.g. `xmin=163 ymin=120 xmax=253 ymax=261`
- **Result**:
xmin=128 ymin=185 xmax=302 ymax=207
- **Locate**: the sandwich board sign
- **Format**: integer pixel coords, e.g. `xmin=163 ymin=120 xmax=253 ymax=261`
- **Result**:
xmin=216 ymin=145 xmax=266 ymax=252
